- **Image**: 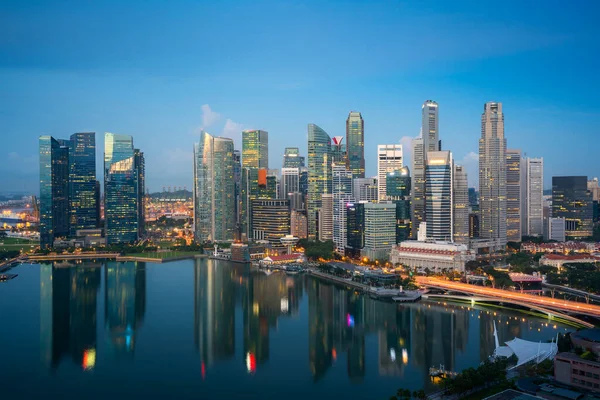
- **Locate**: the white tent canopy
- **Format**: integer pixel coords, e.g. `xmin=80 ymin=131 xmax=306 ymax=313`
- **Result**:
xmin=492 ymin=321 xmax=558 ymax=369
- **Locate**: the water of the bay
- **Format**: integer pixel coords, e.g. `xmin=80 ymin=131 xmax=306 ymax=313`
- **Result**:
xmin=0 ymin=259 xmax=573 ymax=400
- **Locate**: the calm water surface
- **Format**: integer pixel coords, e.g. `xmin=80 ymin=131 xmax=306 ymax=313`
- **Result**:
xmin=0 ymin=259 xmax=573 ymax=400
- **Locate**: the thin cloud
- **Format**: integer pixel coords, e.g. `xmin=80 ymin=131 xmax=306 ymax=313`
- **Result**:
xmin=200 ymin=104 xmax=220 ymax=129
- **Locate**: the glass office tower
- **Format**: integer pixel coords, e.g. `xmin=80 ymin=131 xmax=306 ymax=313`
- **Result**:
xmin=425 ymin=151 xmax=453 ymax=242
xmin=346 ymin=111 xmax=365 ymax=178
xmin=39 ymin=136 xmax=70 ymax=248
xmin=193 ymin=131 xmax=236 ymax=242
xmin=386 ymin=167 xmax=412 ymax=243
xmin=552 ymin=176 xmax=593 ymax=239
xmin=104 ymin=133 xmax=142 ymax=244
xmin=307 ymin=124 xmax=332 ymax=239
xmin=68 ymin=132 xmax=98 ymax=235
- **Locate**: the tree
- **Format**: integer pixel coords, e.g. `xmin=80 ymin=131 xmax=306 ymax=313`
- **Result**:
xmin=0 ymin=230 xmax=7 ymax=239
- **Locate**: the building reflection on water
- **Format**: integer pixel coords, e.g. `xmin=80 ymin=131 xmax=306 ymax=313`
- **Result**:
xmin=40 ymin=263 xmax=102 ymax=370
xmin=40 ymin=261 xmax=147 ymax=370
xmin=38 ymin=259 xmax=568 ymax=390
xmin=105 ymin=262 xmax=146 ymax=355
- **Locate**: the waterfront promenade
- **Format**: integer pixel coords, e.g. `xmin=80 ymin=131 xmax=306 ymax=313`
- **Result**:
xmin=417 ymin=276 xmax=600 ymax=319
xmin=24 ymin=252 xmax=207 ymax=263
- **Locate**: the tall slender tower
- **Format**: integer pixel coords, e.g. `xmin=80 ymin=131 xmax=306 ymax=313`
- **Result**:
xmin=307 ymin=124 xmax=332 ymax=239
xmin=377 ymin=144 xmax=403 ymax=201
xmin=506 ymin=149 xmax=522 ymax=242
xmin=68 ymin=132 xmax=98 ymax=236
xmin=425 ymin=151 xmax=453 ymax=241
xmin=411 ymin=100 xmax=439 ymax=238
xmin=523 ymin=157 xmax=544 ymax=236
xmin=346 ymin=111 xmax=365 ymax=178
xmin=453 ymin=164 xmax=469 ymax=244
xmin=39 ymin=136 xmax=70 ymax=248
xmin=193 ymin=131 xmax=235 ymax=242
xmin=104 ymin=133 xmax=143 ymax=244
xmin=479 ymin=102 xmax=507 ymax=248
xmin=241 ymin=129 xmax=268 ymax=240
xmin=332 ymin=164 xmax=353 ymax=253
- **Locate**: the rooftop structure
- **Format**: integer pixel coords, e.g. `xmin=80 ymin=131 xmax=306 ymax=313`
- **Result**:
xmin=389 ymin=240 xmax=474 ymax=273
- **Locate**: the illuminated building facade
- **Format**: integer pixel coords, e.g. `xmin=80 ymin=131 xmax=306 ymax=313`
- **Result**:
xmin=39 ymin=136 xmax=70 ymax=248
xmin=377 ymin=144 xmax=403 ymax=201
xmin=505 ymin=149 xmax=522 ymax=242
xmin=425 ymin=151 xmax=453 ymax=242
xmin=346 ymin=111 xmax=365 ymax=178
xmin=104 ymin=133 xmax=144 ymax=244
xmin=386 ymin=167 xmax=411 ymax=243
xmin=307 ymin=124 xmax=332 ymax=239
xmin=193 ymin=131 xmax=235 ymax=242
xmin=251 ymin=199 xmax=290 ymax=245
xmin=479 ymin=102 xmax=507 ymax=247
xmin=241 ymin=130 xmax=269 ymax=239
xmin=68 ymin=132 xmax=99 ymax=236
xmin=552 ymin=176 xmax=593 ymax=239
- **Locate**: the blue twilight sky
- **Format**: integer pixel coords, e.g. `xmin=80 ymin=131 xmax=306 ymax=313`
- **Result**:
xmin=1 ymin=0 xmax=599 ymax=194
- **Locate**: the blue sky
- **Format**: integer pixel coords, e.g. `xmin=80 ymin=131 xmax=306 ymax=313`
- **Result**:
xmin=1 ymin=0 xmax=598 ymax=194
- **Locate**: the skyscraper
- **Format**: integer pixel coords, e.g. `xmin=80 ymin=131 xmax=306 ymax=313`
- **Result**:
xmin=104 ymin=133 xmax=144 ymax=244
xmin=233 ymin=150 xmax=242 ymax=228
xmin=68 ymin=132 xmax=98 ymax=235
xmin=453 ymin=164 xmax=469 ymax=244
xmin=281 ymin=167 xmax=300 ymax=199
xmin=307 ymin=124 xmax=332 ymax=239
xmin=552 ymin=176 xmax=593 ymax=239
xmin=134 ymin=149 xmax=146 ymax=238
xmin=346 ymin=111 xmax=364 ymax=178
xmin=250 ymin=199 xmax=290 ymax=245
xmin=346 ymin=202 xmax=366 ymax=257
xmin=362 ymin=202 xmax=396 ymax=261
xmin=479 ymin=102 xmax=507 ymax=248
xmin=318 ymin=194 xmax=334 ymax=242
xmin=39 ymin=136 xmax=70 ymax=248
xmin=425 ymin=151 xmax=453 ymax=241
xmin=332 ymin=164 xmax=354 ymax=253
xmin=241 ymin=130 xmax=269 ymax=239
xmin=386 ymin=167 xmax=411 ymax=243
xmin=282 ymin=147 xmax=305 ymax=168
xmin=411 ymin=100 xmax=440 ymax=238
xmin=352 ymin=177 xmax=378 ymax=203
xmin=193 ymin=131 xmax=235 ymax=242
xmin=505 ymin=149 xmax=522 ymax=242
xmin=377 ymin=144 xmax=403 ymax=201
xmin=523 ymin=157 xmax=544 ymax=237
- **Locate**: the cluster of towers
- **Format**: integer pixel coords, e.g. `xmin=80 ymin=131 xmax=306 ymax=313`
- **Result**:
xmin=39 ymin=132 xmax=145 ymax=248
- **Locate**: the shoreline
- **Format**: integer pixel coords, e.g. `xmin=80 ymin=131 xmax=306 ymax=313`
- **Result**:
xmin=23 ymin=252 xmax=208 ymax=264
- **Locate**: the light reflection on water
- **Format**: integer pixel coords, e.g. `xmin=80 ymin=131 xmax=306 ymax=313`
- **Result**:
xmin=0 ymin=259 xmax=573 ymax=400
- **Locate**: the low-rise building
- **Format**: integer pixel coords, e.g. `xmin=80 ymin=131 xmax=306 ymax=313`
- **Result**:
xmin=555 ymin=352 xmax=600 ymax=392
xmin=261 ymin=253 xmax=305 ymax=265
xmin=389 ymin=240 xmax=475 ymax=273
xmin=521 ymin=241 xmax=593 ymax=254
xmin=539 ymin=254 xmax=600 ymax=270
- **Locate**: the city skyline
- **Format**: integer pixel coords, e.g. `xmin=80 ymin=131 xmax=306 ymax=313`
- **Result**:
xmin=2 ymin=2 xmax=599 ymax=193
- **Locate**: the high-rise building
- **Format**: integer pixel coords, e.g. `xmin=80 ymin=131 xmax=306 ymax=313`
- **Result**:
xmin=386 ymin=167 xmax=411 ymax=243
xmin=331 ymin=136 xmax=347 ymax=165
xmin=68 ymin=132 xmax=98 ymax=235
xmin=332 ymin=164 xmax=354 ymax=253
xmin=287 ymin=192 xmax=304 ymax=211
xmin=307 ymin=124 xmax=332 ymax=239
xmin=291 ymin=209 xmax=308 ymax=239
xmin=478 ymin=102 xmax=507 ymax=248
xmin=241 ymin=130 xmax=269 ymax=239
xmin=411 ymin=100 xmax=440 ymax=239
xmin=318 ymin=194 xmax=334 ymax=242
xmin=505 ymin=149 xmax=522 ymax=242
xmin=233 ymin=150 xmax=242 ymax=228
xmin=193 ymin=131 xmax=235 ymax=242
xmin=468 ymin=188 xmax=479 ymax=211
xmin=242 ymin=130 xmax=268 ymax=170
xmin=362 ymin=202 xmax=396 ymax=261
xmin=552 ymin=176 xmax=593 ymax=239
xmin=257 ymin=169 xmax=277 ymax=199
xmin=134 ymin=149 xmax=146 ymax=238
xmin=104 ymin=133 xmax=144 ymax=244
xmin=281 ymin=167 xmax=300 ymax=199
xmin=469 ymin=213 xmax=480 ymax=239
xmin=283 ymin=147 xmax=305 ymax=168
xmin=453 ymin=164 xmax=469 ymax=244
xmin=346 ymin=111 xmax=365 ymax=178
xmin=377 ymin=144 xmax=403 ymax=201
xmin=250 ymin=199 xmax=290 ymax=245
xmin=299 ymin=167 xmax=309 ymax=197
xmin=353 ymin=177 xmax=378 ymax=203
xmin=544 ymin=217 xmax=566 ymax=242
xmin=425 ymin=151 xmax=453 ymax=242
xmin=346 ymin=201 xmax=366 ymax=257
xmin=523 ymin=157 xmax=544 ymax=236
xmin=39 ymin=136 xmax=70 ymax=248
